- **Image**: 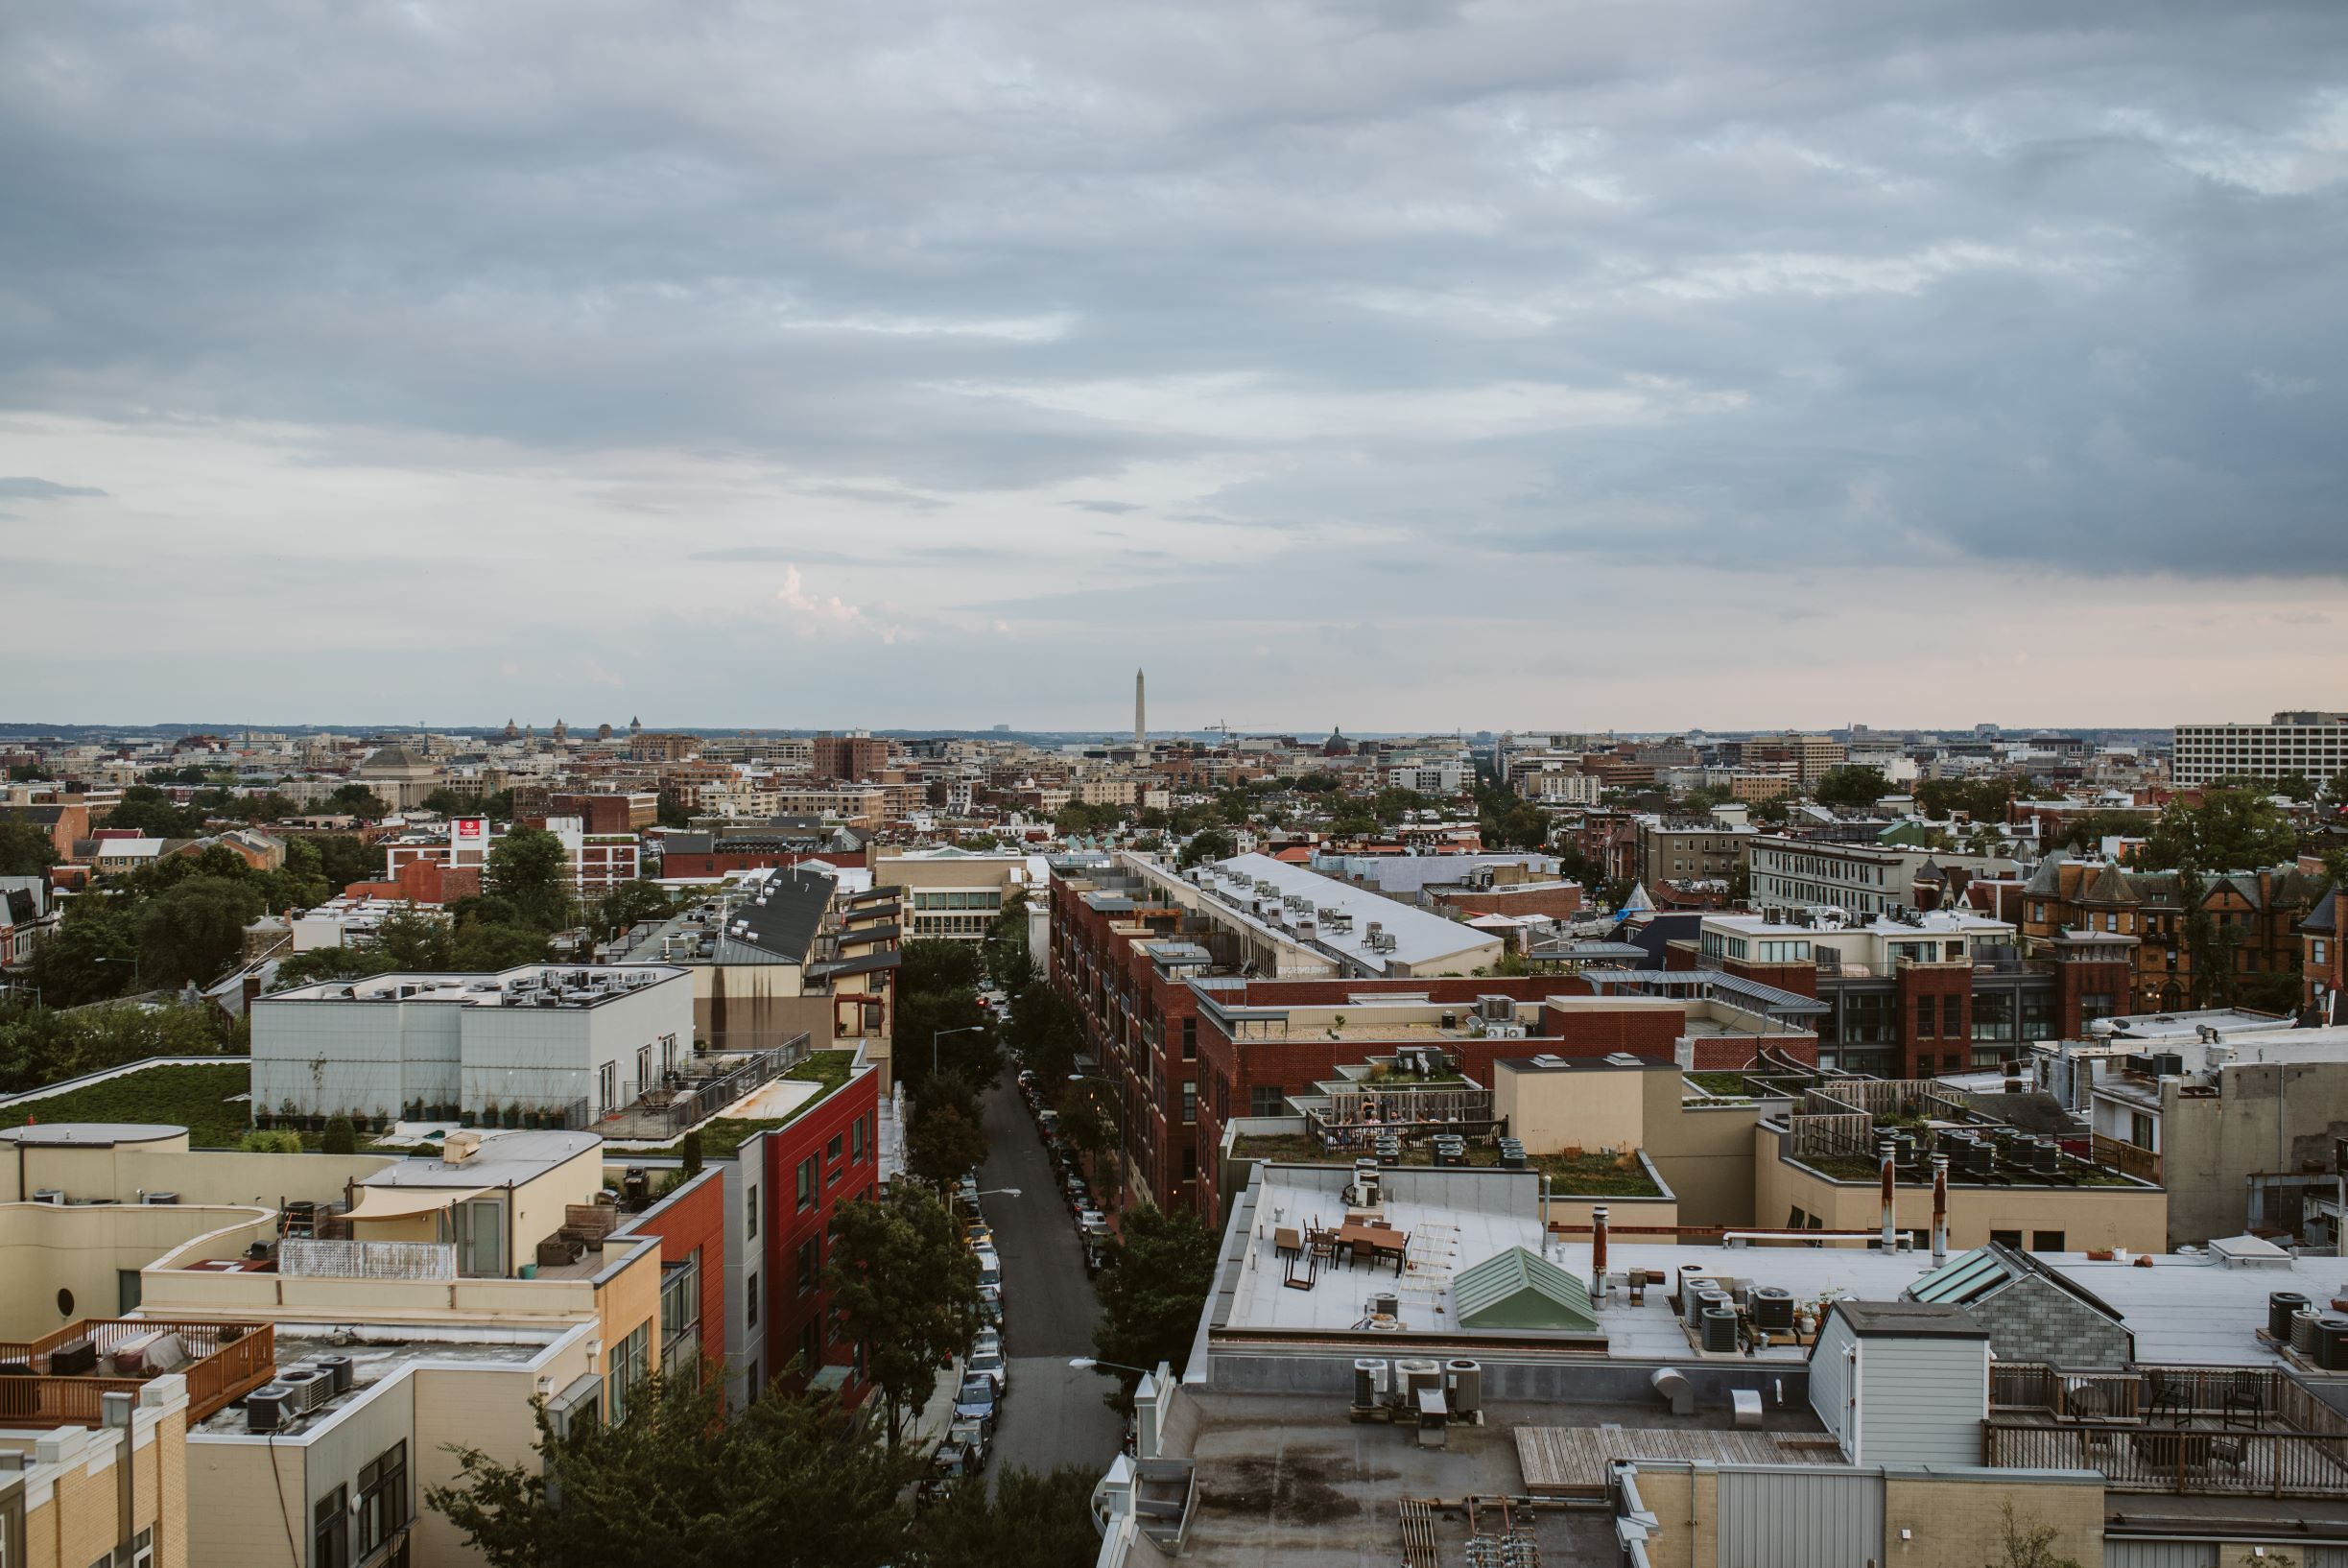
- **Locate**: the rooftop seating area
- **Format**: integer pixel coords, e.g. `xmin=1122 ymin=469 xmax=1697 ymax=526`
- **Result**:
xmin=0 ymin=1319 xmax=275 ymax=1426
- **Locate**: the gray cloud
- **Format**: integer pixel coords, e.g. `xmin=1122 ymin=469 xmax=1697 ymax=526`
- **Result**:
xmin=0 ymin=1 xmax=2343 ymax=723
xmin=0 ymin=477 xmax=107 ymax=499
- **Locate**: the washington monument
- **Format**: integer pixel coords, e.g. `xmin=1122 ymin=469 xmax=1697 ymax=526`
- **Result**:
xmin=1134 ymin=668 xmax=1146 ymax=748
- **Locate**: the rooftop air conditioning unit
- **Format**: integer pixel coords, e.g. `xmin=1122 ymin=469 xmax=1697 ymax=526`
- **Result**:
xmin=31 ymin=1190 xmax=64 ymax=1206
xmin=142 ymin=1192 xmax=180 ymax=1205
xmin=279 ymin=1367 xmax=333 ymax=1413
xmin=246 ymin=1387 xmax=295 ymax=1434
xmin=1478 ymin=995 xmax=1517 ymax=1022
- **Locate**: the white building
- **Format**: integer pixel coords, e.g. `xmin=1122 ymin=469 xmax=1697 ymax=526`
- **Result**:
xmin=2171 ymin=712 xmax=2348 ymax=788
xmin=1747 ymin=836 xmax=2019 ymax=917
xmin=252 ymin=963 xmax=692 ymax=1125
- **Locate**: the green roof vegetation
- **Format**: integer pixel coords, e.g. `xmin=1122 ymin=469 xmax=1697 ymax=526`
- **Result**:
xmin=633 ymin=1050 xmax=860 ymax=1158
xmin=11 ymin=1062 xmax=254 ymax=1149
xmin=1795 ymin=1152 xmax=2142 ymax=1188
xmin=1530 ymin=1151 xmax=1664 ymax=1197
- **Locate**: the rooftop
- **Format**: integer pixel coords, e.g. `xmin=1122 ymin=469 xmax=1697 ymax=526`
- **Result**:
xmin=263 ymin=963 xmax=686 ymax=1008
xmin=359 ymin=1128 xmax=599 ymax=1188
xmin=189 ymin=1330 xmax=557 ymax=1438
xmin=1189 ymin=853 xmax=1501 ymax=971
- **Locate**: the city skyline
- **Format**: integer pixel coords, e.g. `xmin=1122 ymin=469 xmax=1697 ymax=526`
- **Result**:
xmin=4 ymin=3 xmax=2343 ymax=725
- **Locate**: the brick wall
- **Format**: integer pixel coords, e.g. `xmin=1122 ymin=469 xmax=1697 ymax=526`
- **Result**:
xmin=762 ymin=1067 xmax=881 ymax=1403
xmin=619 ymin=1166 xmax=728 ymax=1385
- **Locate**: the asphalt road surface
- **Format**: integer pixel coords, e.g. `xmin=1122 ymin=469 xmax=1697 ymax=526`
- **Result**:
xmin=974 ymin=1076 xmax=1126 ymax=1485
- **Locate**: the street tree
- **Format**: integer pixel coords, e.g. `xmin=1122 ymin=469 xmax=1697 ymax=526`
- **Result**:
xmin=1813 ymin=766 xmax=1891 ymax=808
xmin=1090 ymin=1204 xmax=1218 ymax=1407
xmin=906 ymin=1098 xmax=988 ymax=1188
xmin=2140 ymin=788 xmax=2297 ymax=874
xmin=591 ymin=878 xmax=674 ymax=942
xmin=136 ymin=876 xmax=264 ymax=986
xmin=0 ymin=819 xmax=58 ymax=877
xmin=823 ymin=1185 xmax=982 ymax=1450
xmin=486 ymin=827 xmax=577 ymax=932
xmin=902 ymin=1463 xmax=1103 ymax=1568
xmin=900 ymin=938 xmax=984 ymax=996
xmin=429 ymin=1370 xmax=909 ymax=1568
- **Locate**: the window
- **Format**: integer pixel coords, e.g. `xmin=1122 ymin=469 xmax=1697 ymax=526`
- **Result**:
xmin=661 ymin=1251 xmax=703 ymax=1369
xmin=1180 ymin=1016 xmax=1197 ymax=1060
xmin=1972 ymin=991 xmax=2016 ymax=1043
xmin=827 ymin=1133 xmax=843 ymax=1162
xmin=2131 ymin=1111 xmax=2156 ymax=1151
xmin=797 ymin=1322 xmax=818 ymax=1374
xmin=745 ymin=1182 xmax=759 ymax=1239
xmin=796 ymin=1237 xmax=818 ymax=1293
xmin=1249 ymin=1084 xmax=1286 ymax=1117
xmin=356 ymin=1442 xmax=409 ymax=1558
xmin=1942 ymin=995 xmax=1962 ymax=1037
xmin=1182 ymin=1148 xmax=1197 ymax=1180
xmin=2315 ymin=939 xmax=2330 ymax=966
xmin=1180 ymin=1081 xmax=1197 ymax=1125
xmin=314 ymin=1486 xmax=349 ymax=1568
xmin=605 ymin=1320 xmax=651 ymax=1423
xmin=796 ymin=1156 xmax=816 ymax=1211
xmin=1989 ymin=1229 xmax=2023 ymax=1249
xmin=1915 ymin=996 xmax=1936 ymax=1038
xmin=747 ymin=1271 xmax=760 ymax=1327
xmin=2031 ymin=1230 xmax=2065 ymax=1253
xmin=850 ymin=1117 xmax=866 ymax=1159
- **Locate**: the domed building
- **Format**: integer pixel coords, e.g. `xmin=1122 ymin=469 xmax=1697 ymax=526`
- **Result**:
xmin=502 ymin=718 xmax=519 ymax=740
xmin=597 ymin=722 xmax=613 ymax=741
xmin=1321 ymin=727 xmax=1353 ymax=759
xmin=352 ymin=743 xmax=446 ymax=810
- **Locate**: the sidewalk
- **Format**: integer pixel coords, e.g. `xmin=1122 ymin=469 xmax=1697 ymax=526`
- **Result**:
xmin=902 ymin=1354 xmax=967 ymax=1454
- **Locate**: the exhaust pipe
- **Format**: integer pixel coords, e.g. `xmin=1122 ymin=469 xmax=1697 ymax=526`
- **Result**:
xmin=1879 ymin=1137 xmax=1897 ymax=1251
xmin=1592 ymin=1205 xmax=1609 ymax=1294
xmin=1932 ymin=1152 xmax=1950 ymax=1263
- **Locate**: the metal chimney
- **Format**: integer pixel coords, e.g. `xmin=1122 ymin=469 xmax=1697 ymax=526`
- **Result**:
xmin=1591 ymin=1205 xmax=1609 ymax=1293
xmin=1931 ymin=1152 xmax=1950 ymax=1263
xmin=1879 ymin=1137 xmax=1898 ymax=1250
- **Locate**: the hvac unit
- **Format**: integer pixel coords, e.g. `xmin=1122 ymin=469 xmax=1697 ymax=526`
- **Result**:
xmin=30 ymin=1190 xmax=63 ymax=1206
xmin=1700 ymin=1305 xmax=1741 ymax=1354
xmin=246 ymin=1387 xmax=295 ymax=1434
xmin=1352 ymin=1359 xmax=1390 ymax=1407
xmin=279 ymin=1367 xmax=333 ymax=1413
xmin=316 ymin=1355 xmax=355 ymax=1395
xmin=1476 ymin=994 xmax=1517 ymax=1023
xmin=1395 ymin=1359 xmax=1443 ymax=1397
xmin=1752 ymin=1287 xmax=1795 ymax=1333
xmin=142 ymin=1192 xmax=180 ymax=1206
xmin=1444 ymin=1360 xmax=1483 ymax=1416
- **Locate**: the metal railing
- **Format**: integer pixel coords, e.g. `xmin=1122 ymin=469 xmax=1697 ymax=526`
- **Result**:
xmin=2092 ymin=1132 xmax=2161 ymax=1183
xmin=611 ymin=1033 xmax=814 ymax=1138
xmin=280 ymin=1238 xmax=459 ymax=1281
xmin=1983 ymin=1364 xmax=2348 ymax=1500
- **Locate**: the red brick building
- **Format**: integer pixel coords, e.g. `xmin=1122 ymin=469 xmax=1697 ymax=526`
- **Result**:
xmin=614 ymin=1166 xmax=727 ymax=1383
xmin=755 ymin=1060 xmax=881 ymax=1402
xmin=552 ymin=792 xmax=660 ymax=834
xmin=812 ymin=733 xmax=889 ymax=782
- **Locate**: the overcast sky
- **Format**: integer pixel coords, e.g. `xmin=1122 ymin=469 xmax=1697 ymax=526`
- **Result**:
xmin=4 ymin=2 xmax=2343 ymax=733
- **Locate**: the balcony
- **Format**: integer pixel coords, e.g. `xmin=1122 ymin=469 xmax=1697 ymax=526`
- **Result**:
xmin=0 ymin=1318 xmax=275 ymax=1426
xmin=1984 ymin=1365 xmax=2348 ymax=1500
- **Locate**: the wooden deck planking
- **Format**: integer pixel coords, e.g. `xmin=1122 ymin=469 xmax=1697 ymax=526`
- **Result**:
xmin=1514 ymin=1424 xmax=1827 ymax=1494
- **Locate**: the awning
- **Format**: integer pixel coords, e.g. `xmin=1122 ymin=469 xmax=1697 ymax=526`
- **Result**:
xmin=344 ymin=1185 xmax=485 ymax=1223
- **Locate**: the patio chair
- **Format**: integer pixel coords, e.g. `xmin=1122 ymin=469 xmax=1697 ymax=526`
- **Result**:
xmin=1351 ymin=1239 xmax=1376 ymax=1271
xmin=2221 ymin=1370 xmax=2265 ymax=1430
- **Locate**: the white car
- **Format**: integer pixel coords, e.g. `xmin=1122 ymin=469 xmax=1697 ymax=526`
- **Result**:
xmin=971 ymin=1328 xmax=1002 ymax=1361
xmin=967 ymin=1345 xmax=1008 ymax=1396
xmin=974 ymin=1248 xmax=1003 ymax=1305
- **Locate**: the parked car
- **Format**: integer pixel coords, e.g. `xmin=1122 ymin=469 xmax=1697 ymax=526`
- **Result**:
xmin=954 ymin=1375 xmax=999 ymax=1431
xmin=948 ymin=1416 xmax=991 ymax=1470
xmin=967 ymin=1344 xmax=1008 ymax=1396
xmin=971 ymin=1327 xmax=1002 ymax=1360
xmin=974 ymin=1247 xmax=1003 ymax=1306
xmin=962 ymin=1223 xmax=995 ymax=1253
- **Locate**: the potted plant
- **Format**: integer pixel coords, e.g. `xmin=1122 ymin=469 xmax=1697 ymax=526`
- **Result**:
xmin=503 ymin=1104 xmax=522 ymax=1129
xmin=461 ymin=1107 xmax=479 ymax=1128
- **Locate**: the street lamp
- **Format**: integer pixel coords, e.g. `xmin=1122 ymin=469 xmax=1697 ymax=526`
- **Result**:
xmin=971 ymin=1186 xmax=1022 ymax=1198
xmin=932 ymin=1023 xmax=987 ymax=1079
xmin=93 ymin=955 xmax=141 ymax=993
xmin=1068 ymin=1357 xmax=1153 ymax=1376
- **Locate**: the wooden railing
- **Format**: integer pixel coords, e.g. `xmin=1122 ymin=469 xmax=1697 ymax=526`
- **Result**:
xmin=0 ymin=1319 xmax=274 ymax=1426
xmin=1984 ymin=1421 xmax=2348 ymax=1500
xmin=2092 ymin=1132 xmax=2161 ymax=1183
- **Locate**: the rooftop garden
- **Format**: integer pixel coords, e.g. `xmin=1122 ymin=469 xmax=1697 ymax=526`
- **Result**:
xmin=1794 ymin=1151 xmax=2143 ymax=1188
xmin=634 ymin=1049 xmax=861 ymax=1158
xmin=1532 ymin=1150 xmax=1665 ymax=1198
xmin=1228 ymin=1133 xmax=1665 ymax=1196
xmin=13 ymin=1062 xmax=256 ymax=1150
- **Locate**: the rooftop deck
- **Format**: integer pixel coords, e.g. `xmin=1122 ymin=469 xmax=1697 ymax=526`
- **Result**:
xmin=0 ymin=1319 xmax=274 ymax=1427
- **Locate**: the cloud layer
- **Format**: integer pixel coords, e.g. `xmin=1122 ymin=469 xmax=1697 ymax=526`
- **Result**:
xmin=1 ymin=1 xmax=2343 ymax=725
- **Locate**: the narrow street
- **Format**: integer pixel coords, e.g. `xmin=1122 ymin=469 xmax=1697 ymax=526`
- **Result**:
xmin=973 ymin=1074 xmax=1127 ymax=1483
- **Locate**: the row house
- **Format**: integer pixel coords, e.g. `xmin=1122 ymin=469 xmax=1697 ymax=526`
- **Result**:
xmin=2016 ymin=857 xmax=2323 ymax=1013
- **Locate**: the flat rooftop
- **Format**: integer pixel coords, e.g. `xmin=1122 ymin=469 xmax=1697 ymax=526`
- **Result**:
xmin=190 ymin=1332 xmax=553 ymax=1438
xmin=263 ymin=963 xmax=685 ymax=1008
xmin=360 ymin=1128 xmax=599 ymax=1187
xmin=1192 ymin=853 xmax=1500 ymax=970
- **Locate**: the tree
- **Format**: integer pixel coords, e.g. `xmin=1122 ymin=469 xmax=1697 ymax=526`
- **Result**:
xmin=591 ymin=879 xmax=675 ymax=942
xmin=655 ymin=793 xmax=693 ymax=830
xmin=1813 ymin=766 xmax=1891 ymax=808
xmin=322 ymin=1115 xmax=358 ymax=1154
xmin=136 ymin=876 xmax=264 ymax=986
xmin=448 ymin=921 xmax=555 ymax=971
xmin=106 ymin=786 xmax=207 ymax=839
xmin=982 ymin=892 xmax=1032 ymax=990
xmin=308 ymin=835 xmax=378 ymax=896
xmin=902 ymin=1463 xmax=1103 ymax=1568
xmin=900 ymin=938 xmax=984 ymax=997
xmin=429 ymin=1370 xmax=909 ymax=1568
xmin=1979 ymin=1500 xmax=2084 ymax=1568
xmin=823 ymin=1185 xmax=983 ymax=1450
xmin=907 ymin=1099 xmax=988 ymax=1188
xmin=1176 ymin=829 xmax=1234 ymax=868
xmin=2140 ymin=788 xmax=2297 ymax=874
xmin=486 ymin=827 xmax=577 ymax=932
xmin=2326 ymin=770 xmax=2348 ymax=811
xmin=680 ymin=1128 xmax=703 ymax=1178
xmin=1091 ymin=1204 xmax=1218 ymax=1408
xmin=0 ymin=819 xmax=58 ymax=877
xmin=25 ymin=899 xmax=142 ymax=1006
xmin=0 ymin=998 xmax=238 ymax=1096
xmin=2276 ymin=772 xmax=2319 ymax=804
xmin=1004 ymin=978 xmax=1082 ymax=1086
